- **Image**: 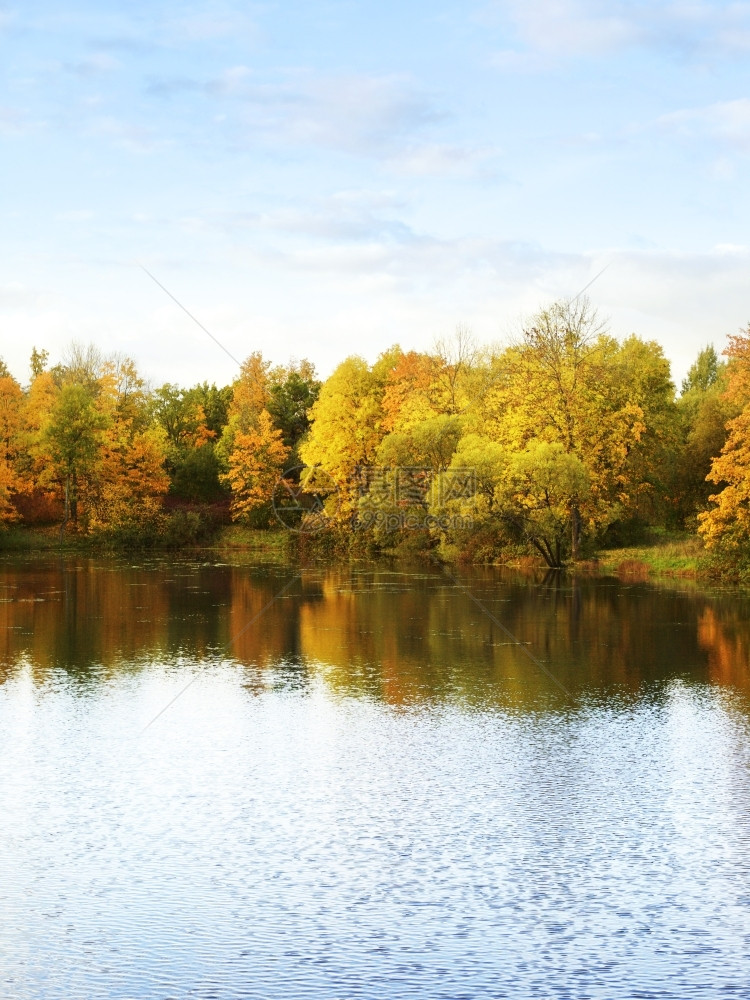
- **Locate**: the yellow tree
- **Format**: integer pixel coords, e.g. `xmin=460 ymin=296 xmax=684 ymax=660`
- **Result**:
xmin=217 ymin=352 xmax=272 ymax=471
xmin=607 ymin=335 xmax=679 ymax=528
xmin=300 ymin=350 xmax=399 ymax=520
xmin=222 ymin=409 xmax=290 ymax=522
xmin=41 ymin=382 xmax=110 ymax=533
xmin=477 ymin=299 xmax=649 ymax=557
xmin=88 ymin=363 xmax=170 ymax=531
xmin=495 ymin=441 xmax=591 ymax=568
xmin=89 ymin=424 xmax=170 ymax=532
xmin=381 ymin=350 xmax=434 ymax=432
xmin=0 ymin=372 xmax=22 ymax=523
xmin=233 ymin=352 xmax=271 ymax=424
xmin=17 ymin=370 xmax=56 ymax=479
xmin=698 ymin=331 xmax=750 ymax=556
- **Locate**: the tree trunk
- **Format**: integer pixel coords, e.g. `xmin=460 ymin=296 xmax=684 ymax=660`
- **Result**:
xmin=530 ymin=535 xmax=563 ymax=569
xmin=60 ymin=475 xmax=70 ymax=543
xmin=571 ymin=505 xmax=581 ymax=561
xmin=71 ymin=469 xmax=78 ymax=526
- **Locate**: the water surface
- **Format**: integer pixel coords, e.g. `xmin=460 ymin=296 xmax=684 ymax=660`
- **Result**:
xmin=1 ymin=557 xmax=749 ymax=998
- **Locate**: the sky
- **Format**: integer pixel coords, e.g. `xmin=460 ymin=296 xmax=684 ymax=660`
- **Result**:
xmin=2 ymin=0 xmax=750 ymax=390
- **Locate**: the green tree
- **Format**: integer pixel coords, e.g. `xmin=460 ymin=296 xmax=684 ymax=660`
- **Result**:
xmin=267 ymin=360 xmax=320 ymax=454
xmin=496 ymin=441 xmax=590 ymax=568
xmin=479 ymin=299 xmax=647 ymax=557
xmin=682 ymin=345 xmax=721 ymax=395
xmin=150 ymin=383 xmax=226 ymax=501
xmin=676 ymin=345 xmax=732 ymax=526
xmin=29 ymin=347 xmax=49 ymax=380
xmin=42 ymin=383 xmax=110 ymax=534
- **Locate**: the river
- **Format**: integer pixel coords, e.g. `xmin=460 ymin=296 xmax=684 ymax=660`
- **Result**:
xmin=1 ymin=556 xmax=749 ymax=998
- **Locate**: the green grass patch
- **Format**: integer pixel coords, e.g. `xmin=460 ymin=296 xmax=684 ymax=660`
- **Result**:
xmin=213 ymin=525 xmax=292 ymax=562
xmin=0 ymin=525 xmax=91 ymax=553
xmin=593 ymin=532 xmax=705 ymax=579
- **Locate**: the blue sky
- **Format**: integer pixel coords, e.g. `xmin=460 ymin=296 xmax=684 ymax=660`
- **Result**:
xmin=2 ymin=1 xmax=750 ymax=389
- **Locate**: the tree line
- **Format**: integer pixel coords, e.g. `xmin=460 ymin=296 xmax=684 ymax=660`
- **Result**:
xmin=0 ymin=343 xmax=319 ymax=545
xmin=1 ymin=298 xmax=749 ymax=570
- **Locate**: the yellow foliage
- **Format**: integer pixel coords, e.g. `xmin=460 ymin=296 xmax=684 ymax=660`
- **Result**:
xmin=88 ymin=424 xmax=170 ymax=529
xmin=699 ymin=332 xmax=750 ymax=553
xmin=223 ymin=410 xmax=290 ymax=521
xmin=230 ymin=352 xmax=271 ymax=430
xmin=300 ymin=356 xmax=388 ymax=503
xmin=0 ymin=457 xmax=19 ymax=524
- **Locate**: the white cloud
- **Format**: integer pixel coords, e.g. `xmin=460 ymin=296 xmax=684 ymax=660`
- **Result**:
xmin=657 ymin=98 xmax=750 ymax=151
xmin=385 ymin=142 xmax=503 ymax=178
xmin=87 ymin=115 xmax=163 ymax=152
xmin=2 ymin=241 xmax=749 ymax=388
xmin=165 ymin=7 xmax=259 ymax=44
xmin=65 ymin=51 xmax=119 ymax=75
xmin=503 ymin=0 xmax=636 ymax=56
xmin=486 ymin=0 xmax=750 ymax=66
xmin=232 ymin=72 xmax=444 ymax=157
xmin=0 ymin=106 xmax=33 ymax=134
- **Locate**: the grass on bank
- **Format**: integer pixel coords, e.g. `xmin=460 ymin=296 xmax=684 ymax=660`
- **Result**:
xmin=213 ymin=524 xmax=291 ymax=562
xmin=0 ymin=525 xmax=73 ymax=552
xmin=590 ymin=532 xmax=705 ymax=580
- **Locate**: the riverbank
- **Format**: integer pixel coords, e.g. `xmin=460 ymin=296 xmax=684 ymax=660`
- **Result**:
xmin=581 ymin=533 xmax=706 ymax=581
xmin=0 ymin=522 xmax=729 ymax=585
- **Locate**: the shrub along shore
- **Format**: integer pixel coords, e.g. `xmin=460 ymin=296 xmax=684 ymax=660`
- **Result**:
xmin=0 ymin=520 xmax=729 ymax=589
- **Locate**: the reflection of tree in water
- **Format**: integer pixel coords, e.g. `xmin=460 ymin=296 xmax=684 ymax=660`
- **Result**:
xmin=298 ymin=568 xmax=750 ymax=708
xmin=697 ymin=604 xmax=750 ymax=691
xmin=1 ymin=559 xmax=750 ymax=710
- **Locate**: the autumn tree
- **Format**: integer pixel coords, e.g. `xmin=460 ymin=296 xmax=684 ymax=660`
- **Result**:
xmin=682 ymin=345 xmax=722 ymax=395
xmin=86 ymin=359 xmax=170 ymax=531
xmin=607 ymin=335 xmax=679 ymax=532
xmin=88 ymin=424 xmax=169 ymax=532
xmin=377 ymin=414 xmax=463 ymax=472
xmin=300 ymin=350 xmax=400 ymax=521
xmin=227 ymin=352 xmax=271 ymax=432
xmin=477 ymin=298 xmax=648 ymax=558
xmin=29 ymin=347 xmax=49 ymax=380
xmin=698 ymin=331 xmax=750 ymax=558
xmin=676 ymin=345 xmax=732 ymax=526
xmin=496 ymin=441 xmax=590 ymax=568
xmin=14 ymin=369 xmax=58 ymax=520
xmin=151 ymin=384 xmax=213 ymax=451
xmin=222 ymin=410 xmax=290 ymax=523
xmin=0 ymin=367 xmax=22 ymax=523
xmin=380 ymin=350 xmax=433 ymax=432
xmin=42 ymin=382 xmax=110 ymax=534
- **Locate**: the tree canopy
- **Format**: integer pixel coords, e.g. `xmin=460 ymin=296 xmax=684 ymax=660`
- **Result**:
xmin=0 ymin=315 xmax=743 ymax=570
